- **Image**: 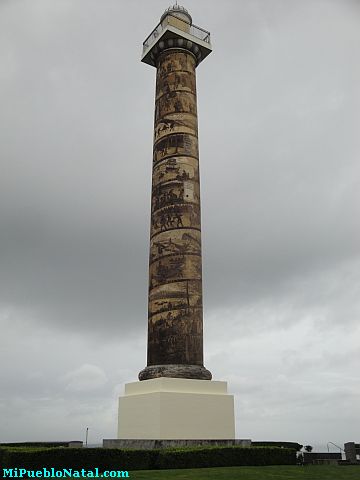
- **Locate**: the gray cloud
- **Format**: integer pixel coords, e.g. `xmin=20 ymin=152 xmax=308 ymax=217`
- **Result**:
xmin=0 ymin=0 xmax=359 ymax=447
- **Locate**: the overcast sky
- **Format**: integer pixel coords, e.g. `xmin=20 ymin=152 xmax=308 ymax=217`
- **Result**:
xmin=0 ymin=0 xmax=359 ymax=449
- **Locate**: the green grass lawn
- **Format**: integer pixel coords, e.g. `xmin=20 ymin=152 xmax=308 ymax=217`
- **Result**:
xmin=129 ymin=465 xmax=359 ymax=479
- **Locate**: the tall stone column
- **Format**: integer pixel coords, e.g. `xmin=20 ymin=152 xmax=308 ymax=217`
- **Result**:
xmin=139 ymin=16 xmax=211 ymax=382
xmin=116 ymin=5 xmax=236 ymax=442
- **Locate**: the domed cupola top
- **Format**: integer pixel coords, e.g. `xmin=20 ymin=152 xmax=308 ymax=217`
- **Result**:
xmin=160 ymin=4 xmax=192 ymax=25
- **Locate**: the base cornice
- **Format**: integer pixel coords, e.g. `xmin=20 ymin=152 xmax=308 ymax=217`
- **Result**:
xmin=138 ymin=364 xmax=212 ymax=381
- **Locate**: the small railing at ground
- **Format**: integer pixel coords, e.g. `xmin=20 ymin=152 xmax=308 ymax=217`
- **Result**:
xmin=327 ymin=442 xmax=344 ymax=453
xmin=143 ymin=14 xmax=210 ymax=55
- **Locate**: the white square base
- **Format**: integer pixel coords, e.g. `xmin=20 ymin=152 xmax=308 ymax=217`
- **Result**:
xmin=118 ymin=377 xmax=235 ymax=440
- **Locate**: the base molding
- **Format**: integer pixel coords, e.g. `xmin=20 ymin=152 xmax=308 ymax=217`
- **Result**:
xmin=103 ymin=439 xmax=251 ymax=450
xmin=118 ymin=377 xmax=235 ymax=440
xmin=138 ymin=364 xmax=212 ymax=381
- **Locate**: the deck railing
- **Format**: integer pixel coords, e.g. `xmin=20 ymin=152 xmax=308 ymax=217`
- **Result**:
xmin=143 ymin=14 xmax=210 ymax=55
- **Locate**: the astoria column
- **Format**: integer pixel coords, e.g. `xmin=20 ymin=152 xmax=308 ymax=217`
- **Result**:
xmin=114 ymin=5 xmax=235 ymax=442
xmin=139 ymin=5 xmax=213 ymax=381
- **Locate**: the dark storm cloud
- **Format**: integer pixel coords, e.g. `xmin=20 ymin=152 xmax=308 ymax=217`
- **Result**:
xmin=0 ymin=0 xmax=359 ymax=444
xmin=1 ymin=0 xmax=359 ymax=337
xmin=200 ymin=0 xmax=360 ymax=310
xmin=0 ymin=0 xmax=156 ymax=335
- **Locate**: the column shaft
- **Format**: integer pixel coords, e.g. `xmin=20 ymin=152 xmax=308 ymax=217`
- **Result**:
xmin=139 ymin=49 xmax=211 ymax=381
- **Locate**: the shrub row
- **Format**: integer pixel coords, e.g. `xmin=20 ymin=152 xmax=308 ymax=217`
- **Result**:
xmin=0 ymin=445 xmax=296 ymax=471
xmin=252 ymin=441 xmax=303 ymax=451
xmin=0 ymin=442 xmax=73 ymax=448
xmin=156 ymin=446 xmax=296 ymax=469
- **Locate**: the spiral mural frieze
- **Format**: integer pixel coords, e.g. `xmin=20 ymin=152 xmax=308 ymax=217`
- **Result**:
xmin=145 ymin=49 xmax=207 ymax=373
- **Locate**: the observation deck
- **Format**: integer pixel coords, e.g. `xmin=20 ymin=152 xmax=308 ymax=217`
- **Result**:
xmin=142 ymin=12 xmax=212 ymax=67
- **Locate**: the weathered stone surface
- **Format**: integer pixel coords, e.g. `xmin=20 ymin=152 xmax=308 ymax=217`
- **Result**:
xmin=138 ymin=363 xmax=212 ymax=381
xmin=140 ymin=48 xmax=211 ymax=380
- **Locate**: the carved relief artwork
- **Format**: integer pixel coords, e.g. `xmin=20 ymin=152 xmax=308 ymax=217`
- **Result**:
xmin=152 ymin=157 xmax=199 ymax=185
xmin=147 ymin=279 xmax=203 ymax=365
xmin=153 ymin=133 xmax=198 ymax=164
xmin=154 ymin=115 xmax=198 ymax=142
xmin=146 ymin=49 xmax=206 ymax=370
xmin=137 ymin=6 xmax=213 ymax=381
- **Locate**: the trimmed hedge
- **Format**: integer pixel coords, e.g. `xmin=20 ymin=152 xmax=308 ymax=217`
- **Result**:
xmin=0 ymin=446 xmax=296 ymax=471
xmin=157 ymin=446 xmax=295 ymax=469
xmin=0 ymin=442 xmax=76 ymax=448
xmin=252 ymin=441 xmax=303 ymax=451
xmin=0 ymin=447 xmax=154 ymax=471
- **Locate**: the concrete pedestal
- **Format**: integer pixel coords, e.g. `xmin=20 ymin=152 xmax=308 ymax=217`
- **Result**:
xmin=118 ymin=377 xmax=235 ymax=440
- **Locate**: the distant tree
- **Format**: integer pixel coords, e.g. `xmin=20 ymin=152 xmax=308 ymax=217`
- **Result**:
xmin=304 ymin=445 xmax=313 ymax=452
